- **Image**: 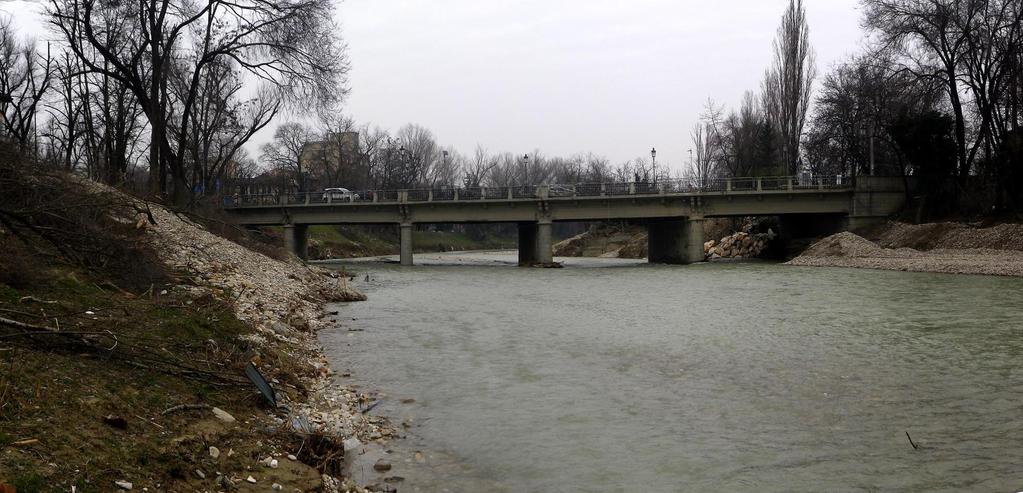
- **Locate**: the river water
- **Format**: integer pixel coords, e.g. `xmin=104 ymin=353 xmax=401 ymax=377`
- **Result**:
xmin=321 ymin=252 xmax=1023 ymax=492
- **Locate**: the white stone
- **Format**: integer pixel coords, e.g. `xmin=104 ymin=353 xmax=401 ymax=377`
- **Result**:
xmin=246 ymin=476 xmax=257 ymax=484
xmin=114 ymin=480 xmax=133 ymax=490
xmin=209 ymin=446 xmax=220 ymax=459
xmin=211 ymin=407 xmax=236 ymax=423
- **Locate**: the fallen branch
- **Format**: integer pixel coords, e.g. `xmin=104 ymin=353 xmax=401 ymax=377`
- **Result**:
xmin=161 ymin=403 xmax=212 ymax=416
xmin=905 ymin=431 xmax=919 ymax=450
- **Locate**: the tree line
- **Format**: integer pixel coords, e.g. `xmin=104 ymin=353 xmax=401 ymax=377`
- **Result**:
xmin=2 ymin=0 xmax=1021 ymax=217
xmin=1 ymin=0 xmax=347 ymax=205
xmin=690 ymin=0 xmax=1023 ymax=216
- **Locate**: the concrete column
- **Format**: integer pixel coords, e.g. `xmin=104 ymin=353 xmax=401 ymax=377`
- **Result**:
xmin=536 ymin=220 xmax=553 ymax=264
xmin=283 ymin=224 xmax=309 ymax=261
xmin=685 ymin=217 xmax=706 ymax=264
xmin=517 ymin=222 xmax=538 ymax=265
xmin=399 ymin=222 xmax=413 ymax=266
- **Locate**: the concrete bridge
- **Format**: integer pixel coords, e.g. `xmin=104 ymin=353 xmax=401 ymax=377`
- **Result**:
xmin=223 ymin=175 xmax=907 ymax=265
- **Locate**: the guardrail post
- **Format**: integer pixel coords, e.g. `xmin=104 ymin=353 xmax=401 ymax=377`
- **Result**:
xmin=281 ymin=193 xmax=288 ymax=205
xmin=756 ymin=178 xmax=762 ymax=192
xmin=787 ymin=177 xmax=793 ymax=191
xmin=508 ymin=187 xmax=513 ymax=200
xmin=481 ymin=187 xmax=486 ymax=200
xmin=726 ymin=179 xmax=732 ymax=192
xmin=818 ymin=178 xmax=824 ymax=191
xmin=400 ymin=190 xmax=407 ymax=203
xmin=540 ymin=185 xmax=549 ymax=199
xmin=304 ymin=193 xmax=310 ymax=205
xmin=629 ymin=183 xmax=636 ymax=195
xmin=454 ymin=189 xmax=459 ymax=201
xmin=600 ymin=183 xmax=606 ymax=196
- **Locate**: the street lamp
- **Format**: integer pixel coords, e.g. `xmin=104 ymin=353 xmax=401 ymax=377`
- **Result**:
xmin=650 ymin=147 xmax=657 ymax=183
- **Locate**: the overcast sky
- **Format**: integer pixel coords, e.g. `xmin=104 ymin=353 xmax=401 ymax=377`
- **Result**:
xmin=1 ymin=0 xmax=868 ymax=172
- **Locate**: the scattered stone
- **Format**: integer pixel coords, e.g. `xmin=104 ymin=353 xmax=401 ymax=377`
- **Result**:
xmin=270 ymin=459 xmax=279 ymax=469
xmin=342 ymin=437 xmax=362 ymax=451
xmin=114 ymin=480 xmax=133 ymax=490
xmin=399 ymin=398 xmax=415 ymax=404
xmin=272 ymin=483 xmax=283 ymax=491
xmin=209 ymin=446 xmax=221 ymax=459
xmin=287 ymin=454 xmax=298 ymax=461
xmin=384 ymin=476 xmax=405 ymax=483
xmin=211 ymin=407 xmax=236 ymax=423
xmin=413 ymin=451 xmax=425 ymax=463
xmin=373 ymin=458 xmax=392 ymax=472
xmin=194 ymin=469 xmax=205 ymax=479
xmin=246 ymin=475 xmax=257 ymax=484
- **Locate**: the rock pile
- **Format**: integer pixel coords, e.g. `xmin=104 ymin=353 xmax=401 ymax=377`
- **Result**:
xmin=704 ymin=230 xmax=774 ymax=259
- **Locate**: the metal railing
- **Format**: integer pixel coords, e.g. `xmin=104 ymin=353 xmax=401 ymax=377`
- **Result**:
xmin=224 ymin=175 xmax=851 ymax=208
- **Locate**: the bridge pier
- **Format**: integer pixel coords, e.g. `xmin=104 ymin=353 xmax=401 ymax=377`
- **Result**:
xmin=517 ymin=221 xmax=553 ymax=265
xmin=399 ymin=222 xmax=413 ymax=266
xmin=283 ymin=224 xmax=309 ymax=261
xmin=647 ymin=217 xmax=704 ymax=264
xmin=536 ymin=220 xmax=553 ymax=264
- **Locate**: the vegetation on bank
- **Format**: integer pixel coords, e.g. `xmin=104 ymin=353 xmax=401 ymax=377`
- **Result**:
xmin=0 ymin=152 xmax=372 ymax=492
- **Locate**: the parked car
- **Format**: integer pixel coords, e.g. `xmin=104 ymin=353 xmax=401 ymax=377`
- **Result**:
xmin=322 ymin=187 xmax=360 ymax=202
xmin=548 ymin=184 xmax=576 ymax=197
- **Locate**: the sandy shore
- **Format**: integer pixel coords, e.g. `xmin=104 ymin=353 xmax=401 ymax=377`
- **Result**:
xmin=787 ymin=223 xmax=1023 ymax=277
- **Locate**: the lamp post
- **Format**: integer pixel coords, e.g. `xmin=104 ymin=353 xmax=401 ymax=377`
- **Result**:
xmin=650 ymin=147 xmax=657 ymax=184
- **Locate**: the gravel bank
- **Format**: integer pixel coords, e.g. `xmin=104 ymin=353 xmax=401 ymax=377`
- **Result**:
xmin=133 ymin=197 xmax=389 ymax=492
xmin=787 ymin=223 xmax=1023 ymax=277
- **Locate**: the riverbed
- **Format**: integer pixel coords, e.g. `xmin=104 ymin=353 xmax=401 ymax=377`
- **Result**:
xmin=321 ymin=252 xmax=1023 ymax=492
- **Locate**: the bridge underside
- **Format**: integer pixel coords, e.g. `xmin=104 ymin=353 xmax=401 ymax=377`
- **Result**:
xmin=228 ymin=180 xmax=906 ymax=266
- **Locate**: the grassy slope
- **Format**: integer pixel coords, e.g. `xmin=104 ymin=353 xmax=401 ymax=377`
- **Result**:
xmin=0 ymin=266 xmax=325 ymax=492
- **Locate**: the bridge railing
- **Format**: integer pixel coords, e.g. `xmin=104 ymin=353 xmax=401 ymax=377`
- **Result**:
xmin=226 ymin=175 xmax=850 ymax=208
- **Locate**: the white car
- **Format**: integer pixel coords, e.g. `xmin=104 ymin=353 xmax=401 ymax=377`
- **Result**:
xmin=322 ymin=187 xmax=360 ymax=202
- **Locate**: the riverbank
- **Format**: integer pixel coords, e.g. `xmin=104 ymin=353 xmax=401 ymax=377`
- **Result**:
xmin=306 ymin=225 xmax=514 ymax=260
xmin=0 ymin=172 xmax=388 ymax=492
xmin=787 ymin=222 xmax=1023 ymax=277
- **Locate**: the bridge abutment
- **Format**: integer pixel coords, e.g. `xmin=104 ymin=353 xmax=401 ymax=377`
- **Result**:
xmin=647 ymin=217 xmax=704 ymax=264
xmin=283 ymin=224 xmax=309 ymax=261
xmin=399 ymin=223 xmax=413 ymax=266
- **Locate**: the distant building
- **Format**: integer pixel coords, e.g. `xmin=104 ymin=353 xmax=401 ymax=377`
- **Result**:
xmin=300 ymin=131 xmax=369 ymax=190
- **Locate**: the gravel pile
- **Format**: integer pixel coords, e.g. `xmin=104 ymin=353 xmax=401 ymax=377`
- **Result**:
xmin=788 ymin=223 xmax=1023 ymax=277
xmin=877 ymin=222 xmax=1023 ymax=251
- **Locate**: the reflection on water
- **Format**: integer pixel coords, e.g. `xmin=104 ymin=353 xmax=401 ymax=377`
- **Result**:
xmin=321 ymin=252 xmax=1023 ymax=492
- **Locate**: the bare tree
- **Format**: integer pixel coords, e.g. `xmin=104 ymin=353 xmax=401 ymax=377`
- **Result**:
xmin=50 ymin=0 xmax=350 ymax=203
xmin=0 ymin=18 xmax=53 ymax=153
xmin=763 ymin=0 xmax=817 ymax=175
xmin=462 ymin=145 xmax=498 ymax=187
xmin=260 ymin=122 xmax=316 ymax=192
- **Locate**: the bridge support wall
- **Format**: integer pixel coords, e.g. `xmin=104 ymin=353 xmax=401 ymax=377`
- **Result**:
xmin=647 ymin=218 xmax=704 ymax=264
xmin=399 ymin=223 xmax=413 ymax=266
xmin=518 ymin=222 xmax=538 ymax=264
xmin=284 ymin=224 xmax=309 ymax=261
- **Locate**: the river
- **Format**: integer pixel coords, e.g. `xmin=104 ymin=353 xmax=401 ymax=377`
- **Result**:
xmin=320 ymin=252 xmax=1023 ymax=492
